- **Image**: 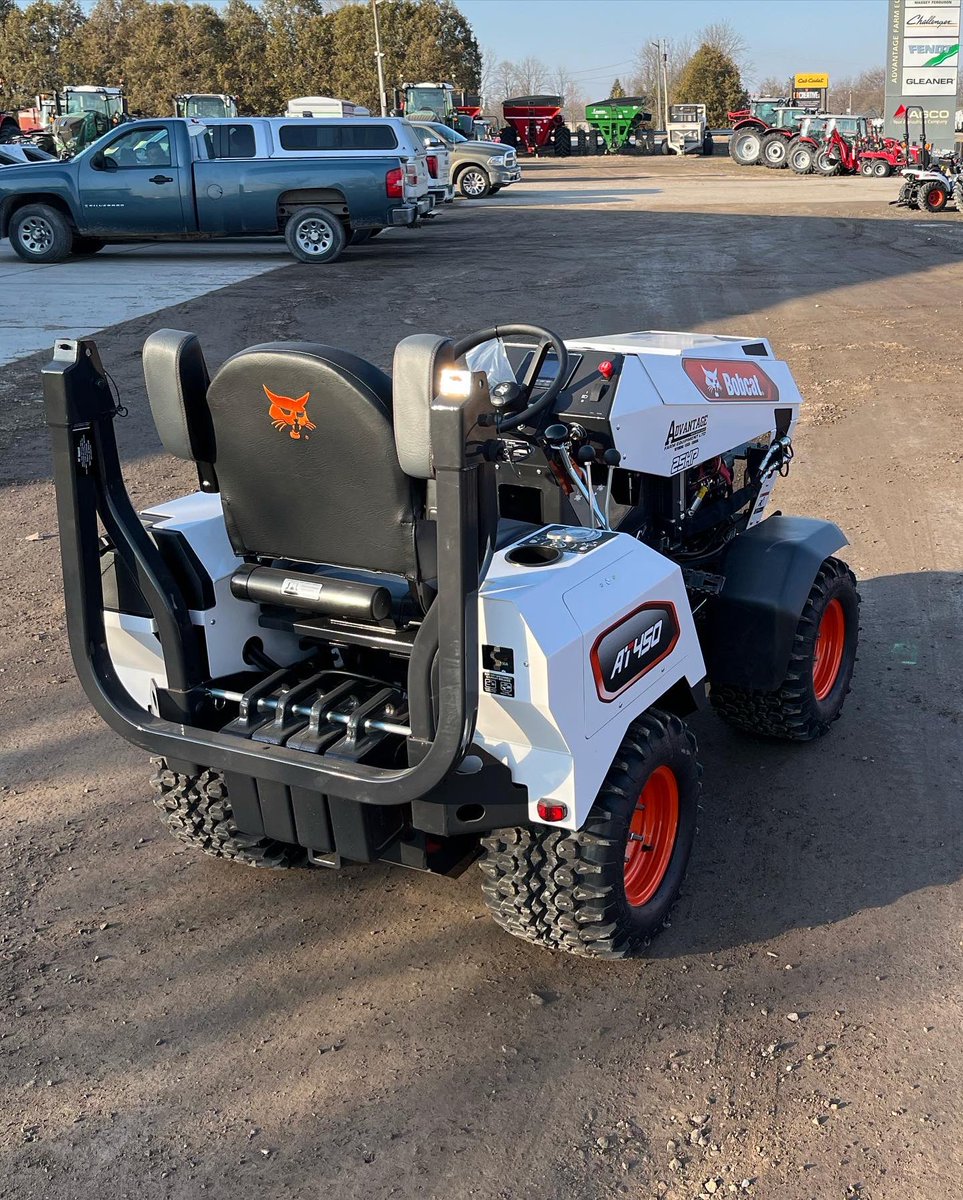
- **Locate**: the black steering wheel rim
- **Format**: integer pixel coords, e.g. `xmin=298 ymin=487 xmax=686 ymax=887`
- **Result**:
xmin=449 ymin=323 xmax=569 ymax=431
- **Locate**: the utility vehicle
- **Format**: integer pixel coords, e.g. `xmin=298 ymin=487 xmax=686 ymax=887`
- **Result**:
xmin=44 ymin=325 xmax=859 ymax=959
xmin=174 ymin=94 xmax=239 ymax=120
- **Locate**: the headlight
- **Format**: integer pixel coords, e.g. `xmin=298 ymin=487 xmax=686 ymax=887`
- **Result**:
xmin=488 ymin=155 xmax=507 ymax=166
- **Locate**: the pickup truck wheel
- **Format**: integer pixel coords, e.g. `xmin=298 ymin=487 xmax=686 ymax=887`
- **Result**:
xmin=72 ymin=237 xmax=106 ymax=255
xmin=456 ymin=166 xmax=491 ymax=198
xmin=284 ymin=207 xmax=346 ymax=264
xmin=9 ymin=204 xmax=73 ymax=263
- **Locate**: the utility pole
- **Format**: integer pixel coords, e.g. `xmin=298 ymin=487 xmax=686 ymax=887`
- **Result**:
xmin=661 ymin=43 xmax=670 ymax=129
xmin=651 ymin=40 xmax=662 ymax=132
xmin=372 ymin=0 xmax=387 ymax=117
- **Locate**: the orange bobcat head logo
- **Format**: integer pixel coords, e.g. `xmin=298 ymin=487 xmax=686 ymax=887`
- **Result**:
xmin=263 ymin=385 xmax=316 ymax=440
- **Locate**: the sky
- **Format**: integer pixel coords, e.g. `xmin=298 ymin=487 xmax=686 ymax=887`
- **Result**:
xmin=459 ymin=0 xmax=890 ymax=91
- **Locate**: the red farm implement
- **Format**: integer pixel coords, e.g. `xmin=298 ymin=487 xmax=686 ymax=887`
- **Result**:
xmin=501 ymin=95 xmax=572 ymax=157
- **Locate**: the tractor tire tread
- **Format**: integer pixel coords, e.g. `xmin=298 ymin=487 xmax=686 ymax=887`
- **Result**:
xmin=150 ymin=760 xmax=305 ymax=868
xmin=479 ymin=711 xmax=700 ymax=959
xmin=710 ymin=557 xmax=859 ymax=741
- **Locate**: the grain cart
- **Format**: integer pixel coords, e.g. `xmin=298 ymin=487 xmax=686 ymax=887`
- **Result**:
xmin=728 ymin=99 xmax=810 ymax=166
xmin=663 ymin=103 xmax=713 ymax=155
xmin=43 ymin=323 xmax=859 ymax=959
xmin=501 ymin=95 xmax=572 ymax=156
xmin=174 ymin=94 xmax=238 ymax=119
xmin=584 ymin=96 xmax=653 ymax=154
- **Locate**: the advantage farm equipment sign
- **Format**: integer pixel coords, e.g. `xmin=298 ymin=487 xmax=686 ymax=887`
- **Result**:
xmin=885 ymin=0 xmax=962 ymax=150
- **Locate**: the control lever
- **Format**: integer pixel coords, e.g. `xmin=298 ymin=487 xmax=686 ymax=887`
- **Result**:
xmin=575 ymin=445 xmax=597 ymax=530
xmin=601 ymin=448 xmax=620 ymax=529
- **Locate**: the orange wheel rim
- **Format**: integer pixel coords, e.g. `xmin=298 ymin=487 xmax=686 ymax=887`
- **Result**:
xmin=623 ymin=766 xmax=679 ymax=907
xmin=932 ymin=189 xmax=947 ymax=209
xmin=812 ymin=597 xmax=846 ymax=701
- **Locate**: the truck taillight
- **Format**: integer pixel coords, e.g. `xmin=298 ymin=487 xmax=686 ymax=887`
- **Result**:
xmin=385 ymin=167 xmax=404 ymax=198
xmin=427 ymin=154 xmax=438 ymax=178
xmin=405 ymin=162 xmax=419 ymax=186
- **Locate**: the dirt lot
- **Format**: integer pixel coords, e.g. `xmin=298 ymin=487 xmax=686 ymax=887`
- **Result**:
xmin=1 ymin=155 xmax=961 ymax=1200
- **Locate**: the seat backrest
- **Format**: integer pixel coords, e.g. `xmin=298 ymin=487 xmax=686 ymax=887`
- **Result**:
xmin=143 ymin=331 xmax=427 ymax=578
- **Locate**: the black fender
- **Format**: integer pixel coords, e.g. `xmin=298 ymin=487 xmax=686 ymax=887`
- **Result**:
xmin=702 ymin=515 xmax=848 ymax=691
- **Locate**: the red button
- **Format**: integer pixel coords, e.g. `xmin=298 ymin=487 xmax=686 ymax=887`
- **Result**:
xmin=598 ymin=360 xmax=614 ymax=380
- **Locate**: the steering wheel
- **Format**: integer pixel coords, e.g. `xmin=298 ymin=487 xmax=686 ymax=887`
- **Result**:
xmin=449 ymin=323 xmax=569 ymax=432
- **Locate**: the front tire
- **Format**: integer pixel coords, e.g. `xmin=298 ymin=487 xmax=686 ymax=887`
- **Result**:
xmin=9 ymin=203 xmax=73 ymax=263
xmin=702 ymin=133 xmax=714 ymax=156
xmin=151 ymin=762 xmax=305 ymax=867
xmin=479 ymin=711 xmax=701 ymax=959
xmin=873 ymin=159 xmax=892 ymax=177
xmin=456 ymin=165 xmax=491 ymax=198
xmin=761 ymin=132 xmax=788 ymax=169
xmin=711 ymin=557 xmax=859 ymax=741
xmin=284 ymin=206 xmax=346 ymax=263
xmin=788 ymin=141 xmax=816 ymax=174
xmin=814 ymin=149 xmax=840 ymax=176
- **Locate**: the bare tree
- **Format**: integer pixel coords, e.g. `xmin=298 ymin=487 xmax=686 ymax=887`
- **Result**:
xmin=515 ymin=54 xmax=547 ymax=95
xmin=827 ymin=67 xmax=885 ymax=117
xmin=755 ymin=74 xmax=791 ymax=98
xmin=698 ymin=20 xmax=750 ymax=72
xmin=630 ymin=36 xmax=692 ymax=108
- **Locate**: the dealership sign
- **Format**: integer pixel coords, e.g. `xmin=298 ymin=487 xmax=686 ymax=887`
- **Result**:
xmin=886 ymin=0 xmax=962 ymax=149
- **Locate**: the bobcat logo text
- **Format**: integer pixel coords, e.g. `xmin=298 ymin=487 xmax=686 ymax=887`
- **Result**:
xmin=263 ymin=386 xmax=316 ymax=440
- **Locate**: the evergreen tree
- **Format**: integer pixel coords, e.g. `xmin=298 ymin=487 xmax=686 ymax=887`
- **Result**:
xmin=223 ymin=0 xmax=281 ymax=114
xmin=610 ymin=76 xmax=625 ymax=98
xmin=673 ymin=43 xmax=746 ymax=126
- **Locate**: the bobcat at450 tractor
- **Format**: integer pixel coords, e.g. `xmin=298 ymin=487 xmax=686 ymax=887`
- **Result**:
xmin=43 ymin=324 xmax=859 ymax=959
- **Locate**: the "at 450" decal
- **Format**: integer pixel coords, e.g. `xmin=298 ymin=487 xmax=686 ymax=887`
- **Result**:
xmin=591 ymin=603 xmax=680 ymax=702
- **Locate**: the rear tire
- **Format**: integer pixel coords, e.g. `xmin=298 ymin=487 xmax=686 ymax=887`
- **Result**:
xmin=151 ymin=762 xmax=306 ymax=868
xmin=554 ymin=124 xmax=572 ymax=157
xmin=873 ymin=160 xmax=892 ymax=177
xmin=859 ymin=159 xmax=875 ymax=176
xmin=702 ymin=133 xmax=714 ymax=156
xmin=730 ymin=128 xmax=763 ymax=166
xmin=479 ymin=710 xmax=701 ymax=959
xmin=284 ymin=206 xmax=346 ymax=264
xmin=8 ymin=203 xmax=73 ymax=263
xmin=711 ymin=557 xmax=859 ymax=741
xmin=917 ymin=181 xmax=949 ymax=212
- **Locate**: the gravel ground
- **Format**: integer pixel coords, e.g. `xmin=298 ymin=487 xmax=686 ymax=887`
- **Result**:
xmin=1 ymin=155 xmax=961 ymax=1200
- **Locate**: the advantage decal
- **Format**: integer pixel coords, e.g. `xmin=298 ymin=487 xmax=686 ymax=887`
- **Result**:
xmin=664 ymin=413 xmax=708 ymax=450
xmin=682 ymin=358 xmax=779 ymax=403
xmin=591 ymin=603 xmax=680 ymax=702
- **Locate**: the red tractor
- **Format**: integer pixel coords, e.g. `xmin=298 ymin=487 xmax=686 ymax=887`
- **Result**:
xmin=501 ymin=95 xmax=572 ymax=157
xmin=728 ymin=97 xmax=810 ymax=167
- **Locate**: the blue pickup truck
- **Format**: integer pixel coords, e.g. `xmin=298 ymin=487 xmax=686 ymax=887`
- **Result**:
xmin=0 ymin=116 xmax=434 ymax=264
